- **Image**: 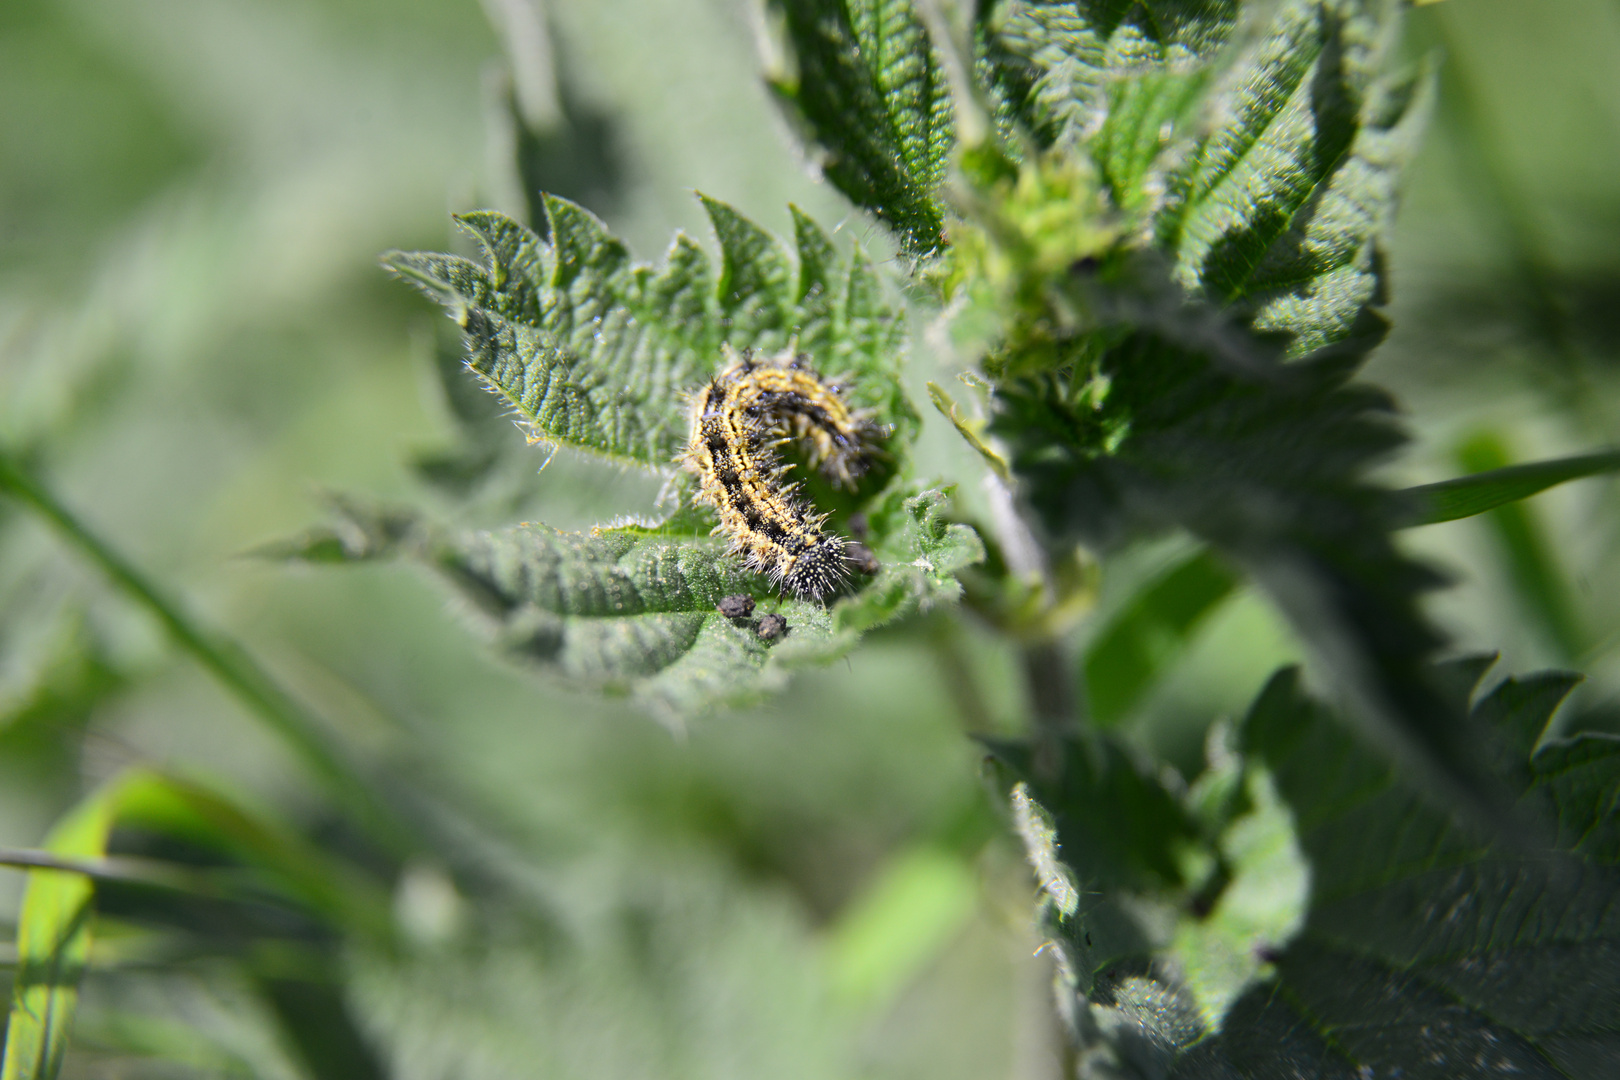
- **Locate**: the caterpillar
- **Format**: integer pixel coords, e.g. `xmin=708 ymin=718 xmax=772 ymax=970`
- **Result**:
xmin=683 ymin=347 xmax=880 ymax=600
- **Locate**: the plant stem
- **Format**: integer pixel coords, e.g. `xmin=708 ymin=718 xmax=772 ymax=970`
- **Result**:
xmin=0 ymin=448 xmax=413 ymax=856
xmin=1021 ymin=639 xmax=1078 ymax=784
xmin=0 ymin=847 xmax=225 ymax=895
xmin=928 ymin=615 xmax=997 ymax=733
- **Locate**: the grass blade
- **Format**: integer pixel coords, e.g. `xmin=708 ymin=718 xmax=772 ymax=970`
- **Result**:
xmin=0 ymin=770 xmax=390 ymax=1080
xmin=1083 ymin=550 xmax=1239 ymax=727
xmin=1396 ymin=446 xmax=1620 ymax=527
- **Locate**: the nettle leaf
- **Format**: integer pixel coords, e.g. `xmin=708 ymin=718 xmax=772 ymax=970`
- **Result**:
xmin=767 ymin=0 xmax=955 ymax=255
xmin=988 ymin=724 xmax=1212 ymax=1074
xmin=959 ymin=1 xmax=1424 ymax=358
xmin=362 ymin=198 xmax=969 ymax=718
xmin=991 ymin=722 xmax=1308 ymax=1051
xmin=992 ymin=711 xmax=1310 ymax=1072
xmin=382 ymin=196 xmax=915 ymax=471
xmin=1159 ymin=0 xmax=1431 ymax=358
xmin=992 ymin=302 xmax=1516 ymax=826
xmin=834 ymin=485 xmax=986 ymax=632
xmin=990 ymin=730 xmax=1201 ymax=900
xmin=1173 ymin=662 xmax=1620 ymax=1077
xmin=981 ymin=0 xmax=1237 ymax=221
xmin=278 ymin=491 xmax=980 ymax=720
xmin=1002 ymin=771 xmax=1209 ymax=1072
xmin=960 ymin=1 xmax=1505 ymax=822
xmin=286 ymin=508 xmax=801 ymax=719
xmin=1002 ymin=660 xmax=1617 ymax=1076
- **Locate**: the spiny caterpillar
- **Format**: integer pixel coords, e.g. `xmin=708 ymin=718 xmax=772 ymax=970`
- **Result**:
xmin=683 ymin=347 xmax=880 ymax=601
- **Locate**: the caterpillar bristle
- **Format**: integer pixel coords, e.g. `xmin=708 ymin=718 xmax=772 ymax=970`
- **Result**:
xmin=681 ymin=348 xmax=877 ymax=601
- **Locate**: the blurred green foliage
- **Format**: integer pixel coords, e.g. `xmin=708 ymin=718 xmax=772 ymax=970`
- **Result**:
xmin=2 ymin=0 xmax=1620 ymax=1077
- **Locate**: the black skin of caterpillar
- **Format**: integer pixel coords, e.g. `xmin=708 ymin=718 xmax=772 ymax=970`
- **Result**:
xmin=684 ymin=350 xmax=879 ymax=601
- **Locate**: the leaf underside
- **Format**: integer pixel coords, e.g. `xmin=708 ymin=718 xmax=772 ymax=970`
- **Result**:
xmin=278 ymin=490 xmax=981 ymax=720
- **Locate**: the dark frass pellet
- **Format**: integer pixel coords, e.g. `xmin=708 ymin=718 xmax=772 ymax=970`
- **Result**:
xmin=756 ymin=613 xmax=789 ymax=642
xmin=845 ymin=541 xmax=880 ymax=576
xmin=717 ymin=594 xmax=755 ymax=618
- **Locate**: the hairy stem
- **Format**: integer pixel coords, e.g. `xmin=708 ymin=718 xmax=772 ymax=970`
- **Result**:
xmin=928 ymin=615 xmax=997 ymax=733
xmin=1021 ymin=639 xmax=1079 ymax=784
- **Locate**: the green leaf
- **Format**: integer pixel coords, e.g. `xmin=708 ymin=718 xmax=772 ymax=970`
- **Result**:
xmin=1172 ymin=759 xmax=1310 ymax=1033
xmin=832 ymin=485 xmax=987 ymax=633
xmin=275 ymin=491 xmax=981 ymax=720
xmin=1003 ymin=778 xmax=1208 ymax=1072
xmin=961 ymin=0 xmax=1494 ymax=835
xmin=981 ymin=0 xmax=1235 ymax=219
xmin=382 ymin=196 xmax=914 ymax=470
xmin=925 ymin=380 xmax=1009 ymax=480
xmin=430 ymin=522 xmax=805 ymax=717
xmin=1003 ymin=660 xmax=1617 ymax=1075
xmin=1159 ymin=0 xmax=1432 ymax=358
xmin=991 ymin=309 xmax=1514 ymax=830
xmin=994 ymin=720 xmax=1312 ymax=1072
xmin=989 ymin=730 xmax=1202 ymax=900
xmin=1092 ymin=69 xmax=1215 ymax=223
xmin=1082 ymin=548 xmax=1240 ymax=726
xmin=987 ymin=727 xmax=1209 ymax=1069
xmin=1447 ymin=433 xmax=1585 ymax=660
xmin=767 ymin=0 xmax=955 ymax=254
xmin=1175 ymin=662 xmax=1620 ymax=1077
xmin=3 ymin=795 xmax=113 ymax=1080
xmin=1396 ymin=446 xmax=1620 ymax=527
xmin=2 ymin=770 xmax=387 ymax=1080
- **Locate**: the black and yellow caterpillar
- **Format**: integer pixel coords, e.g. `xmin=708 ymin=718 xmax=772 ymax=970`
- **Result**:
xmin=683 ymin=348 xmax=879 ymax=600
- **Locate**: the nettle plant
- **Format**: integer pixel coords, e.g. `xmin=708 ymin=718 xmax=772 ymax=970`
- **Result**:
xmin=344 ymin=0 xmax=1620 ymax=1071
xmin=4 ymin=1 xmax=1619 ymax=1077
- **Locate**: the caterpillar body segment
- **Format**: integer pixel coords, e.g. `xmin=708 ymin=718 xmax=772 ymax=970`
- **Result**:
xmin=682 ymin=349 xmax=881 ymax=601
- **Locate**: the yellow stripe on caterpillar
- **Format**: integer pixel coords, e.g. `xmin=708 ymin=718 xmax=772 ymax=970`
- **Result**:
xmin=682 ymin=347 xmax=880 ymax=600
